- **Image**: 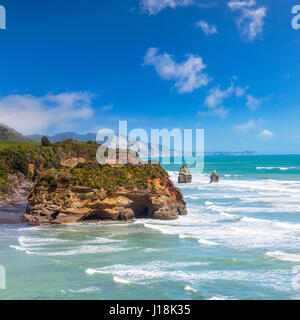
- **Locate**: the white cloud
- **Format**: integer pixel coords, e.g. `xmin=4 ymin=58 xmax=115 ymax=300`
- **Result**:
xmin=100 ymin=104 xmax=114 ymax=112
xmin=139 ymin=0 xmax=194 ymax=15
xmin=197 ymin=2 xmax=218 ymax=8
xmin=204 ymin=82 xmax=246 ymax=109
xmin=200 ymin=80 xmax=264 ymax=118
xmin=228 ymin=0 xmax=256 ymax=10
xmin=197 ymin=107 xmax=229 ymax=119
xmin=228 ymin=0 xmax=267 ymax=41
xmin=144 ymin=47 xmax=211 ymax=93
xmin=235 ymin=86 xmax=247 ymax=97
xmin=234 ymin=118 xmax=261 ymax=132
xmin=259 ymin=129 xmax=274 ymax=139
xmin=246 ymin=94 xmax=263 ymax=110
xmin=196 ymin=20 xmax=218 ymax=36
xmin=202 ymin=84 xmax=264 ymax=117
xmin=0 ymin=92 xmax=94 ymax=134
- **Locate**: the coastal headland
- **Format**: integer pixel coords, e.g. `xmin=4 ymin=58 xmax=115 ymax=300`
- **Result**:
xmin=0 ymin=139 xmax=186 ymax=224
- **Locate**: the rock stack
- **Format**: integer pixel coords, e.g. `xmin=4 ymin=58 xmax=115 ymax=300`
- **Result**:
xmin=178 ymin=164 xmax=192 ymax=184
xmin=210 ymin=170 xmax=220 ymax=183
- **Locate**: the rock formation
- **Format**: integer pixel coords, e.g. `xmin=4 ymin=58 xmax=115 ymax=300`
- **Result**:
xmin=0 ymin=139 xmax=187 ymax=223
xmin=23 ymin=164 xmax=187 ymax=224
xmin=178 ymin=164 xmax=192 ymax=183
xmin=210 ymin=170 xmax=219 ymax=183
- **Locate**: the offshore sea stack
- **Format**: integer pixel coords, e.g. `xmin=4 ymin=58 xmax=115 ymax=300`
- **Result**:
xmin=178 ymin=164 xmax=192 ymax=183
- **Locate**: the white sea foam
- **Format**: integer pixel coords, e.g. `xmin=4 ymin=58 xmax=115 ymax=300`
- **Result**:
xmin=69 ymin=287 xmax=100 ymax=293
xmin=256 ymin=167 xmax=296 ymax=170
xmin=113 ymin=276 xmax=132 ymax=284
xmin=10 ymin=245 xmax=35 ymax=255
xmin=83 ymin=237 xmax=122 ymax=244
xmin=85 ymin=261 xmax=291 ymax=290
xmin=11 ymin=243 xmax=129 ymax=257
xmin=184 ymin=285 xmax=198 ymax=293
xmin=148 ymin=171 xmax=300 ymax=250
xmin=208 ymin=296 xmax=229 ymax=300
xmin=18 ymin=236 xmax=73 ymax=247
xmin=197 ymin=239 xmax=219 ymax=246
xmin=266 ymin=251 xmax=300 ymax=262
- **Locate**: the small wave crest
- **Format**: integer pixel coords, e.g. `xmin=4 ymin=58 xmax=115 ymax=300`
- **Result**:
xmin=266 ymin=251 xmax=300 ymax=262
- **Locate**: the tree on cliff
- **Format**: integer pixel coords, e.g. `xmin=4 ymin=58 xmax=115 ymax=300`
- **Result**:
xmin=41 ymin=136 xmax=52 ymax=147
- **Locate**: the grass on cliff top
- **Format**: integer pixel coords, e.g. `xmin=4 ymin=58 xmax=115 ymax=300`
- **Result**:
xmin=0 ymin=139 xmax=168 ymax=197
xmin=0 ymin=141 xmax=41 ymax=149
xmin=37 ymin=162 xmax=168 ymax=194
xmin=0 ymin=139 xmax=100 ymax=196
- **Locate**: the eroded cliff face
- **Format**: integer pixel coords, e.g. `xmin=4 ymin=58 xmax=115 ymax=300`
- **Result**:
xmin=23 ymin=165 xmax=187 ymax=224
xmin=1 ymin=173 xmax=32 ymax=206
xmin=0 ymin=140 xmax=187 ymax=223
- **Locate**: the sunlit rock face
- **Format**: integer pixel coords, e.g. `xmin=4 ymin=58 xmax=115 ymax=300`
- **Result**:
xmin=178 ymin=165 xmax=192 ymax=184
xmin=23 ymin=164 xmax=187 ymax=224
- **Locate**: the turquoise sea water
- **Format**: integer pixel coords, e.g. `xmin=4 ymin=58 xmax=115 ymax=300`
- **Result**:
xmin=1 ymin=155 xmax=300 ymax=300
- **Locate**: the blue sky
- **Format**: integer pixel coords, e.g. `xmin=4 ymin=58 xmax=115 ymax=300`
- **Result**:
xmin=0 ymin=0 xmax=299 ymax=153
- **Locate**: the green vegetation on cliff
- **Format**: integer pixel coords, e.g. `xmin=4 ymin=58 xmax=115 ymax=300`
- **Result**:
xmin=0 ymin=139 xmax=100 ymax=198
xmin=36 ymin=163 xmax=168 ymax=194
xmin=0 ymin=139 xmax=167 ymax=200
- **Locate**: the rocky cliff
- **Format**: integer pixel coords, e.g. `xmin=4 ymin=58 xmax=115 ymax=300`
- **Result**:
xmin=23 ymin=163 xmax=186 ymax=224
xmin=0 ymin=139 xmax=187 ymax=223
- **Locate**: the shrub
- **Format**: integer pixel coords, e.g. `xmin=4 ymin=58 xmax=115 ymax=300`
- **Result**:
xmin=41 ymin=136 xmax=52 ymax=147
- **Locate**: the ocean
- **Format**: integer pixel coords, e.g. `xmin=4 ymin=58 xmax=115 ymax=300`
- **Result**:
xmin=1 ymin=155 xmax=300 ymax=300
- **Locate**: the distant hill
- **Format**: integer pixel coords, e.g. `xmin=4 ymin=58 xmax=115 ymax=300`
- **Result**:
xmin=27 ymin=132 xmax=96 ymax=142
xmin=204 ymin=150 xmax=258 ymax=156
xmin=0 ymin=123 xmax=31 ymax=142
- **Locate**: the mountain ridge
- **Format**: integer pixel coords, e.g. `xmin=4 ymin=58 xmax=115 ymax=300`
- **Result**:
xmin=0 ymin=123 xmax=31 ymax=142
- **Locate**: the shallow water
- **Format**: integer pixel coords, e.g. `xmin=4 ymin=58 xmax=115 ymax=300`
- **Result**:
xmin=1 ymin=155 xmax=300 ymax=300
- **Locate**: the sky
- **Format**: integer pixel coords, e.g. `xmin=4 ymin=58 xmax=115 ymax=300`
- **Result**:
xmin=0 ymin=0 xmax=299 ymax=153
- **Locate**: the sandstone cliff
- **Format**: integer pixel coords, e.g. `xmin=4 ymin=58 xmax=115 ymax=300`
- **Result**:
xmin=0 ymin=139 xmax=187 ymax=223
xmin=23 ymin=163 xmax=186 ymax=224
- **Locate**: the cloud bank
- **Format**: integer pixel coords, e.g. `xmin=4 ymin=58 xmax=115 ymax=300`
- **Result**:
xmin=0 ymin=92 xmax=94 ymax=134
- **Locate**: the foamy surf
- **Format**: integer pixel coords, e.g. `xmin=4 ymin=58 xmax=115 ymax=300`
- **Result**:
xmin=266 ymin=251 xmax=300 ymax=262
xmin=3 ymin=155 xmax=300 ymax=300
xmin=198 ymin=239 xmax=219 ymax=246
xmin=113 ymin=276 xmax=132 ymax=284
xmin=184 ymin=285 xmax=198 ymax=293
xmin=256 ymin=167 xmax=296 ymax=171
